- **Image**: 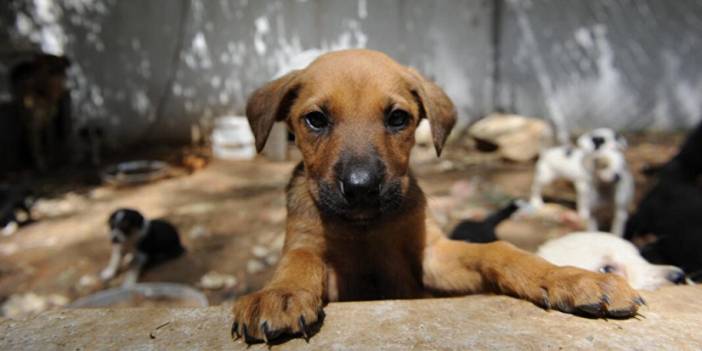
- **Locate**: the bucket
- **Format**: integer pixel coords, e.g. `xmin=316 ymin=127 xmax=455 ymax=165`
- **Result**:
xmin=211 ymin=116 xmax=256 ymax=160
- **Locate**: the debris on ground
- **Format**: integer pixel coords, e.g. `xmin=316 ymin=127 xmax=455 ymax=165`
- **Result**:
xmin=77 ymin=274 xmax=101 ymax=294
xmin=188 ymin=225 xmax=210 ymax=240
xmin=246 ymin=259 xmax=266 ymax=275
xmin=198 ymin=271 xmax=238 ymax=290
xmin=1 ymin=293 xmax=68 ymax=318
xmin=33 ymin=192 xmax=87 ymax=218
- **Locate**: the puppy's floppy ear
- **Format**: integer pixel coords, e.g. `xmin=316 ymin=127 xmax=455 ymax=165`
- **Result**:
xmin=246 ymin=70 xmax=301 ymax=152
xmin=406 ymin=68 xmax=457 ymax=156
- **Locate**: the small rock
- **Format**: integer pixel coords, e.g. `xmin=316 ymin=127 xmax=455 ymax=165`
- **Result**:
xmin=246 ymin=260 xmax=266 ymax=274
xmin=469 ymin=113 xmax=554 ymax=162
xmin=264 ymin=253 xmax=280 ymax=266
xmin=199 ymin=271 xmax=238 ymax=290
xmin=78 ymin=274 xmax=98 ymax=288
xmin=437 ymin=160 xmax=455 ymax=171
xmin=251 ymin=245 xmax=269 ymax=258
xmin=270 ymin=233 xmax=285 ymax=251
xmin=188 ymin=225 xmax=209 ymax=240
xmin=2 ymin=221 xmax=19 ymax=236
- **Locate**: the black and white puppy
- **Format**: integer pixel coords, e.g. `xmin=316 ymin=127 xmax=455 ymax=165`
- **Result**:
xmin=530 ymin=128 xmax=634 ymax=236
xmin=100 ymin=208 xmax=185 ymax=286
xmin=0 ymin=185 xmax=35 ymax=236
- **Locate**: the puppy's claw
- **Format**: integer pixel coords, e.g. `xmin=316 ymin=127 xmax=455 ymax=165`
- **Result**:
xmin=231 ymin=322 xmax=239 ymax=340
xmin=541 ymin=290 xmax=551 ymax=310
xmin=601 ymin=294 xmax=611 ymax=306
xmin=242 ymin=324 xmax=252 ymax=344
xmin=634 ymin=296 xmax=646 ymax=306
xmin=577 ymin=303 xmax=605 ymax=317
xmin=299 ymin=316 xmax=309 ymax=342
xmin=608 ymin=308 xmax=637 ymax=318
xmin=261 ymin=321 xmax=270 ymax=344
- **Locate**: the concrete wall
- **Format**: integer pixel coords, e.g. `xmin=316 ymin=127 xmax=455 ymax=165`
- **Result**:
xmin=497 ymin=0 xmax=702 ymax=133
xmin=1 ymin=0 xmax=700 ymax=148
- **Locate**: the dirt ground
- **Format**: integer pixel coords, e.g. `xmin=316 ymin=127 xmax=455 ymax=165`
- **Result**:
xmin=0 ymin=132 xmax=684 ymax=313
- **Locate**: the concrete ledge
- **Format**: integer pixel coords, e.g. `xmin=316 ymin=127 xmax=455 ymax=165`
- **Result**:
xmin=2 ymin=286 xmax=701 ymax=350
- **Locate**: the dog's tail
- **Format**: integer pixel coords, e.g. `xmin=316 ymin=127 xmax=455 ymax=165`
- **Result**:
xmin=483 ymin=199 xmax=525 ymax=229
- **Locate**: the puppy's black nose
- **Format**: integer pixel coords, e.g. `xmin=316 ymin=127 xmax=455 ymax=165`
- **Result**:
xmin=592 ymin=136 xmax=605 ymax=149
xmin=667 ymin=270 xmax=687 ymax=285
xmin=340 ymin=167 xmax=381 ymax=206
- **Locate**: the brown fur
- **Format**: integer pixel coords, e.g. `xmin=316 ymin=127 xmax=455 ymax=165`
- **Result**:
xmin=232 ymin=49 xmax=642 ymax=344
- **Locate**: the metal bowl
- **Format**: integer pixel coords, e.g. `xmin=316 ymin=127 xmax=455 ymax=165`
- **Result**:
xmin=101 ymin=160 xmax=171 ymax=186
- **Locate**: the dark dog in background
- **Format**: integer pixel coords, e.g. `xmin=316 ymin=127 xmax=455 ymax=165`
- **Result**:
xmin=450 ymin=199 xmax=527 ymax=243
xmin=100 ymin=208 xmax=185 ymax=286
xmin=0 ymin=185 xmax=35 ymax=235
xmin=10 ymin=54 xmax=72 ymax=171
xmin=625 ymin=121 xmax=702 ymax=281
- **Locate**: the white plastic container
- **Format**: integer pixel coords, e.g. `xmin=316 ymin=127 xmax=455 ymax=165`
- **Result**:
xmin=211 ymin=116 xmax=256 ymax=160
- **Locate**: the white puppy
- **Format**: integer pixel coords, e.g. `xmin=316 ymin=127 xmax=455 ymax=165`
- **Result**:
xmin=537 ymin=232 xmax=686 ymax=291
xmin=530 ymin=129 xmax=633 ymax=236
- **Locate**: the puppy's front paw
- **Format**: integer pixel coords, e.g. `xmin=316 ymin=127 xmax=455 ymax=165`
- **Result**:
xmin=540 ymin=267 xmax=644 ymax=318
xmin=231 ymin=288 xmax=323 ymax=344
xmin=99 ymin=269 xmax=115 ymax=282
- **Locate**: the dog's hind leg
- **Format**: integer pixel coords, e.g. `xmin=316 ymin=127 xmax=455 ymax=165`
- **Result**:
xmin=529 ymin=164 xmax=552 ymax=207
xmin=611 ymin=175 xmax=634 ymax=237
xmin=611 ymin=208 xmax=628 ymax=237
xmin=575 ymin=180 xmax=597 ymax=231
xmin=422 ymin=237 xmax=643 ymax=318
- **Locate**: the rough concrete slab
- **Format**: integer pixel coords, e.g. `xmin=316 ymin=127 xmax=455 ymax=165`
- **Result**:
xmin=2 ymin=285 xmax=701 ymax=350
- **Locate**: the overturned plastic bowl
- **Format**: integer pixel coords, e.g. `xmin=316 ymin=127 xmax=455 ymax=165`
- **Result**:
xmin=68 ymin=283 xmax=208 ymax=309
xmin=101 ymin=160 xmax=171 ymax=186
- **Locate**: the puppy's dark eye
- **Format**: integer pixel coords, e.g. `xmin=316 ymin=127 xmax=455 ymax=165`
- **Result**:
xmin=600 ymin=265 xmax=616 ymax=274
xmin=304 ymin=111 xmax=329 ymax=131
xmin=386 ymin=109 xmax=411 ymax=131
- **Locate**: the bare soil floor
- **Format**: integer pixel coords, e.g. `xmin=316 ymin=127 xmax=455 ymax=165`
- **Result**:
xmin=0 ymin=132 xmax=684 ymax=310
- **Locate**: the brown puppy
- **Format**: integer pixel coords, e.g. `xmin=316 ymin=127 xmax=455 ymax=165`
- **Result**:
xmin=232 ymin=49 xmax=643 ymax=343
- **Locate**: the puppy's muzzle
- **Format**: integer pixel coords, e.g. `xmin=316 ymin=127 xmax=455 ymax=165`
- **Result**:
xmin=592 ymin=136 xmax=605 ymax=150
xmin=110 ymin=229 xmax=126 ymax=244
xmin=339 ymin=166 xmax=382 ymax=207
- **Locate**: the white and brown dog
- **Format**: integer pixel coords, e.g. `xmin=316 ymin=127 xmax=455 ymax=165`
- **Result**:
xmin=538 ymin=232 xmax=687 ymax=291
xmin=530 ymin=128 xmax=633 ymax=236
xmin=100 ymin=208 xmax=184 ymax=286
